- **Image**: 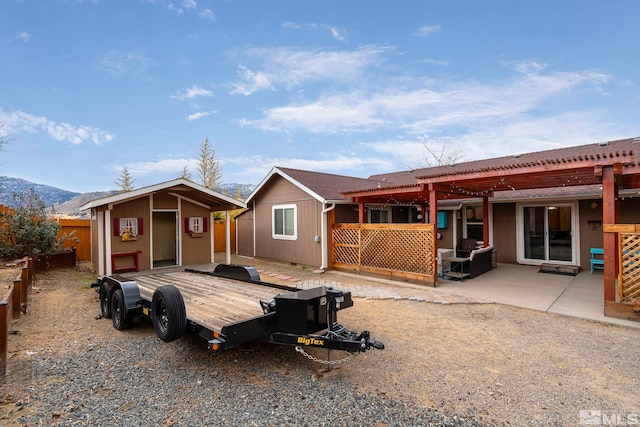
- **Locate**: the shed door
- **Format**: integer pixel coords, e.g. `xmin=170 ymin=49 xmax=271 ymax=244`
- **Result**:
xmin=153 ymin=212 xmax=178 ymax=268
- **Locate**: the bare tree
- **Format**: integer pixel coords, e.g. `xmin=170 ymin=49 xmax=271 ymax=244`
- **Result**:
xmin=406 ymin=141 xmax=466 ymax=170
xmin=178 ymin=165 xmax=192 ymax=181
xmin=198 ymin=137 xmax=222 ymax=190
xmin=115 ymin=166 xmax=135 ymax=192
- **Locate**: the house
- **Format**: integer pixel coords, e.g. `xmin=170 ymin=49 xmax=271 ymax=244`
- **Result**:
xmin=80 ymin=179 xmax=245 ymax=276
xmin=237 ymin=167 xmax=388 ymax=269
xmin=237 ymin=138 xmax=640 ymax=282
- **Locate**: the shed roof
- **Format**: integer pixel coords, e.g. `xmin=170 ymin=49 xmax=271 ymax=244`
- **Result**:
xmin=79 ymin=179 xmax=246 ymax=211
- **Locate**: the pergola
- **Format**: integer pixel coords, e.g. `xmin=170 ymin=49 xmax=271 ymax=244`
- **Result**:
xmin=342 ymin=138 xmax=640 ymax=317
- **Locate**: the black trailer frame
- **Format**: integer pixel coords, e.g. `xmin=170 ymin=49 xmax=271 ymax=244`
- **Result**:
xmin=93 ymin=264 xmax=384 ymax=356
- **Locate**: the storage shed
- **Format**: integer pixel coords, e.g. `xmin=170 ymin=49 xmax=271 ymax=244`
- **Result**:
xmin=80 ymin=179 xmax=246 ymax=276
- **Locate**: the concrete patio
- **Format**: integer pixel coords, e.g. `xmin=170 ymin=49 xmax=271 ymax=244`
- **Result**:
xmin=435 ymin=263 xmax=640 ymax=329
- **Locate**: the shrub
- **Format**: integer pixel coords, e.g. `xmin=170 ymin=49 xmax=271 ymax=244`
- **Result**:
xmin=0 ymin=189 xmax=65 ymax=259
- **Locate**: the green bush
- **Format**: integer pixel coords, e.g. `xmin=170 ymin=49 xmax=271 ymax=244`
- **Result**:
xmin=0 ymin=189 xmax=64 ymax=259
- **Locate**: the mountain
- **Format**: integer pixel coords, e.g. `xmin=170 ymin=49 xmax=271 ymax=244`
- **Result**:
xmin=0 ymin=176 xmax=80 ymax=208
xmin=0 ymin=176 xmax=256 ymax=215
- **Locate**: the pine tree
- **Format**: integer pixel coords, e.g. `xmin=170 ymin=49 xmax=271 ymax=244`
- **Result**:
xmin=178 ymin=165 xmax=192 ymax=181
xmin=198 ymin=137 xmax=222 ymax=190
xmin=115 ymin=166 xmax=135 ymax=192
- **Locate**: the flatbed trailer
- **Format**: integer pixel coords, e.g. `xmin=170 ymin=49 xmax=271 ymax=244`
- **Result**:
xmin=93 ymin=264 xmax=384 ymax=358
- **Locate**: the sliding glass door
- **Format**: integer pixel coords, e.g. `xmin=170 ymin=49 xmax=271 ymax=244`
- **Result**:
xmin=521 ymin=204 xmax=575 ymax=264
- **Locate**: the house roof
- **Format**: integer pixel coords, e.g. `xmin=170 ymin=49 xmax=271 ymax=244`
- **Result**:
xmin=79 ymin=178 xmax=246 ymax=211
xmin=245 ymin=167 xmax=390 ymax=204
xmin=344 ymin=137 xmax=640 ymax=201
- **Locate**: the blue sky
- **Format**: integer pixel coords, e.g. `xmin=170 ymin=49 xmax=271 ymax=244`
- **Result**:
xmin=1 ymin=0 xmax=639 ymax=193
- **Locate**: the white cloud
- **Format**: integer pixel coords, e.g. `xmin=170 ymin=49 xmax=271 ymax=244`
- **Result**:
xmin=230 ymin=45 xmax=390 ymax=95
xmin=124 ymin=158 xmax=198 ymax=175
xmin=97 ymin=49 xmax=150 ymax=77
xmin=170 ymin=85 xmax=214 ymax=100
xmin=225 ymin=154 xmax=393 ymax=180
xmin=187 ymin=111 xmax=216 ymax=121
xmin=240 ymin=62 xmax=614 ymax=138
xmin=231 ymin=67 xmax=273 ymax=96
xmin=199 ymin=8 xmax=215 ymax=21
xmin=415 ymin=25 xmax=442 ymax=37
xmin=0 ymin=109 xmax=114 ymax=145
xmin=281 ymin=21 xmax=346 ymax=41
xmin=16 ymin=32 xmax=30 ymax=43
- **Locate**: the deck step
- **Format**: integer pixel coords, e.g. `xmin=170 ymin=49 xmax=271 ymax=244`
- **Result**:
xmin=539 ymin=263 xmax=579 ymax=276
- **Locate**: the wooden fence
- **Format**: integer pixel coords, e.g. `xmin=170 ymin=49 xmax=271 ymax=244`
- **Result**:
xmin=56 ymin=218 xmax=91 ymax=261
xmin=1 ymin=257 xmax=35 ymax=376
xmin=331 ymin=223 xmax=437 ymax=285
xmin=617 ymin=226 xmax=640 ymax=303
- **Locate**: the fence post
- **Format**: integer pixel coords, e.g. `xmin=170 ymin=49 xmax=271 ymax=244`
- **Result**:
xmin=20 ymin=266 xmax=29 ymax=307
xmin=12 ymin=278 xmax=22 ymax=318
xmin=27 ymin=257 xmax=35 ymax=285
xmin=0 ymin=296 xmax=10 ymax=376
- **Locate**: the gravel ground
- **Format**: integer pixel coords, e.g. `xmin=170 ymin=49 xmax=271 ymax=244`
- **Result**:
xmin=2 ymin=262 xmax=640 ymax=426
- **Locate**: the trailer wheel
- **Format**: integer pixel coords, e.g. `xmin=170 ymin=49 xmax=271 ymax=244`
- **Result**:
xmin=151 ymin=285 xmax=186 ymax=342
xmin=99 ymin=281 xmax=111 ymax=319
xmin=111 ymin=288 xmax=133 ymax=330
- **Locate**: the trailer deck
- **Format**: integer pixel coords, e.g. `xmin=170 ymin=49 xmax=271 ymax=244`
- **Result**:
xmin=132 ymin=270 xmax=282 ymax=333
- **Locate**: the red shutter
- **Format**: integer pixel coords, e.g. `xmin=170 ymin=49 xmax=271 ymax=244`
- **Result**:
xmin=184 ymin=217 xmax=190 ymax=233
xmin=203 ymin=217 xmax=208 ymax=233
xmin=113 ymin=218 xmax=120 ymax=236
xmin=137 ymin=218 xmax=144 ymax=235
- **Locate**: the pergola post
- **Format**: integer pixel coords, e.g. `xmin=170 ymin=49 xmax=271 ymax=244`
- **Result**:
xmin=482 ymin=196 xmax=489 ymax=247
xmin=602 ymin=166 xmax=619 ymax=303
xmin=358 ymin=200 xmax=366 ymax=224
xmin=429 ymin=184 xmax=438 ymax=277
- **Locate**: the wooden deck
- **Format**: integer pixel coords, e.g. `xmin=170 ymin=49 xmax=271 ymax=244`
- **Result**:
xmin=132 ymin=271 xmax=283 ymax=333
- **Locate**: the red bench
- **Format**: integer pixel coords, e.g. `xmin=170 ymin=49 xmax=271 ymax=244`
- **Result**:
xmin=111 ymin=251 xmax=142 ymax=273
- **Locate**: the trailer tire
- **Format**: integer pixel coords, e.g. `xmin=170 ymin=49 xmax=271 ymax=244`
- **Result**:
xmin=111 ymin=288 xmax=133 ymax=330
xmin=151 ymin=285 xmax=186 ymax=342
xmin=99 ymin=281 xmax=111 ymax=319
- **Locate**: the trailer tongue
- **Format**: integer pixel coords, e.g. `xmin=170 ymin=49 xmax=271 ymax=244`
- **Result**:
xmin=93 ymin=264 xmax=384 ymax=362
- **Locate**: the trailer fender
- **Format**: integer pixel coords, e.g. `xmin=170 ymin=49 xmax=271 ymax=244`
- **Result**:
xmin=99 ymin=276 xmax=142 ymax=317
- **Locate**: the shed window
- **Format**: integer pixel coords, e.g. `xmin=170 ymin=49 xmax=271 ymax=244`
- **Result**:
xmin=272 ymin=205 xmax=297 ymax=240
xmin=184 ymin=217 xmax=208 ymax=234
xmin=121 ymin=218 xmax=137 ymax=236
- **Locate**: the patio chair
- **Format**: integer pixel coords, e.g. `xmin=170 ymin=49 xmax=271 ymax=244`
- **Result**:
xmin=456 ymin=238 xmax=477 ymax=258
xmin=590 ymin=248 xmax=604 ymax=274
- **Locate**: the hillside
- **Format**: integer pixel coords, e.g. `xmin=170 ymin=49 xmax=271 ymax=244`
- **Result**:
xmin=0 ymin=176 xmax=256 ymax=215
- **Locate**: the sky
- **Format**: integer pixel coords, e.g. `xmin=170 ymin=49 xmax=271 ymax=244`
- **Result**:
xmin=1 ymin=0 xmax=639 ymax=194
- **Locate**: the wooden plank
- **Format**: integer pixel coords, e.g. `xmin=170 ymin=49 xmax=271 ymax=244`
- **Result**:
xmin=132 ymin=272 xmax=283 ymax=333
xmin=604 ymin=301 xmax=640 ymax=322
xmin=603 ymin=224 xmax=639 ymax=233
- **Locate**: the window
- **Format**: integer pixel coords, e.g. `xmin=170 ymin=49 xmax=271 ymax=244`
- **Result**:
xmin=184 ymin=217 xmax=208 ymax=235
xmin=272 ymin=205 xmax=297 ymax=240
xmin=368 ymin=207 xmax=391 ymax=223
xmin=464 ymin=205 xmax=483 ymax=242
xmin=189 ymin=217 xmax=203 ymax=233
xmin=119 ymin=218 xmax=138 ymax=237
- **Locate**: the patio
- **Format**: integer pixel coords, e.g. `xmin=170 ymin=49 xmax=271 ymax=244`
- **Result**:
xmin=436 ymin=263 xmax=640 ymax=328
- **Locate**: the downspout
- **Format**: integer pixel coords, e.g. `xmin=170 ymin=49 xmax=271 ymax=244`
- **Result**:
xmin=320 ymin=203 xmax=336 ymax=270
xmin=252 ymin=200 xmax=256 ymax=257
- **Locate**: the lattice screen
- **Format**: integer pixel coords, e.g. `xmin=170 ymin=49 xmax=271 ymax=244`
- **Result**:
xmin=332 ymin=224 xmax=436 ymax=279
xmin=620 ymin=233 xmax=640 ymax=302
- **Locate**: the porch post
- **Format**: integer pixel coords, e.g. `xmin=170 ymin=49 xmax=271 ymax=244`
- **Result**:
xmin=358 ymin=200 xmax=366 ymax=224
xmin=602 ymin=166 xmax=618 ymax=302
xmin=482 ymin=196 xmax=489 ymax=247
xmin=429 ymin=184 xmax=438 ymax=278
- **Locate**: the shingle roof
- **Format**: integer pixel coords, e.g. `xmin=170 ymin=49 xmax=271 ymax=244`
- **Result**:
xmin=368 ymin=137 xmax=640 ymax=185
xmin=276 ymin=167 xmax=391 ymax=201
